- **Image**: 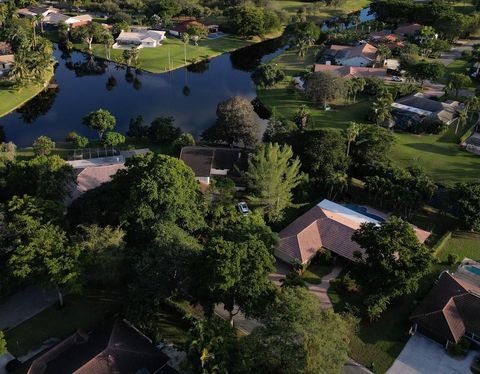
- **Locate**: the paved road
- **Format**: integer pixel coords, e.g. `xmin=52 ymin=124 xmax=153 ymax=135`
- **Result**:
xmin=0 ymin=285 xmax=57 ymax=331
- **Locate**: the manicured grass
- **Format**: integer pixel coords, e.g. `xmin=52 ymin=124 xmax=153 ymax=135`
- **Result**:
xmin=78 ymin=35 xmax=262 ymax=74
xmin=436 ymin=231 xmax=480 ymax=262
xmin=301 ymin=263 xmax=331 ymax=284
xmin=269 ymin=0 xmax=371 ymax=22
xmin=0 ymin=85 xmax=48 ymax=118
xmin=328 ymin=263 xmax=454 ymax=373
xmin=5 ymin=289 xmax=122 ymax=357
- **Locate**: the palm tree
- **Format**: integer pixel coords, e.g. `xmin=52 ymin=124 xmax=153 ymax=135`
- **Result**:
xmin=372 ymin=96 xmax=393 ymax=126
xmin=352 ymin=77 xmax=366 ymax=103
xmin=345 ymin=122 xmax=360 ymax=156
xmin=455 ymin=108 xmax=468 ymax=134
xmin=376 ymin=44 xmax=392 ymax=67
xmin=181 ymin=32 xmax=190 ymax=65
xmin=10 ymin=52 xmax=30 ymax=87
xmin=103 ymin=33 xmax=114 ymax=60
xmin=326 ymin=171 xmax=348 ymax=200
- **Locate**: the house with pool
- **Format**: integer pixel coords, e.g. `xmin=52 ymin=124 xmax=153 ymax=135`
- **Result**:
xmin=274 ymin=199 xmax=431 ymax=265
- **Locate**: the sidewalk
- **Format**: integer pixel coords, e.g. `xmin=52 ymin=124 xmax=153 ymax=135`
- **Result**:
xmin=306 ymin=266 xmax=343 ymax=309
xmin=0 ymin=285 xmax=57 ymax=331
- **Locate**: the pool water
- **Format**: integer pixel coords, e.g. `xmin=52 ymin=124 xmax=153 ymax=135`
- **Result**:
xmin=343 ymin=203 xmax=385 ymax=222
xmin=466 ymin=266 xmax=480 ymax=276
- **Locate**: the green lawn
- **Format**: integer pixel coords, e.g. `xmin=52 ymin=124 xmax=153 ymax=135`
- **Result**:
xmin=436 ymin=231 xmax=480 ymax=262
xmin=328 ymin=264 xmax=454 ymax=373
xmin=0 ymin=84 xmax=48 ymax=118
xmin=5 ymin=289 xmax=122 ymax=357
xmin=269 ymin=0 xmax=371 ymax=22
xmin=301 ymin=263 xmax=332 ymax=284
xmin=79 ymin=35 xmax=261 ymax=74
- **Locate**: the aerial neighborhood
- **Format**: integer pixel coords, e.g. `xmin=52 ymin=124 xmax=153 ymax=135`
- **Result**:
xmin=0 ymin=0 xmax=480 ymax=373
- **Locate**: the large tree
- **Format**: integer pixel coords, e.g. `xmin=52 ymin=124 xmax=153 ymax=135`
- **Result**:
xmin=349 ymin=124 xmax=394 ymax=168
xmin=82 ymin=108 xmax=116 ymax=139
xmin=71 ymin=22 xmax=109 ymax=51
xmin=352 ymin=216 xmax=432 ymax=320
xmin=245 ymin=143 xmax=304 ymax=222
xmin=202 ymin=96 xmax=259 ymax=147
xmin=447 ymin=73 xmax=471 ymax=97
xmin=32 ymin=136 xmax=55 ymax=156
xmin=7 ymin=214 xmax=82 ymax=306
xmin=304 ymin=71 xmax=346 ymax=109
xmin=251 ymin=64 xmax=285 ymax=88
xmin=454 ymin=181 xmax=480 ymax=232
xmin=242 ymin=287 xmax=352 ymax=374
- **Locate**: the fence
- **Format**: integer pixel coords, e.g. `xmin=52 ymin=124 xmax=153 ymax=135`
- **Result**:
xmin=69 ymin=147 xmax=119 ymax=161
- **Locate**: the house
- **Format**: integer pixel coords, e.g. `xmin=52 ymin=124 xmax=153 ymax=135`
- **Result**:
xmin=43 ymin=13 xmax=93 ymax=28
xmin=114 ymin=29 xmax=166 ymax=49
xmin=0 ymin=54 xmax=14 ymax=78
xmin=169 ymin=19 xmax=219 ymax=37
xmin=394 ymin=23 xmax=423 ymax=37
xmin=410 ymin=259 xmax=480 ymax=348
xmin=179 ymin=146 xmax=246 ymax=188
xmin=391 ymin=93 xmax=462 ymax=128
xmin=0 ymin=42 xmax=12 ymax=55
xmin=16 ymin=319 xmax=179 ymax=374
xmin=17 ymin=5 xmax=59 ymax=18
xmin=323 ymin=43 xmax=378 ymax=67
xmin=369 ymin=31 xmax=406 ymax=50
xmin=274 ymin=199 xmax=430 ymax=265
xmin=313 ymin=64 xmax=387 ymax=79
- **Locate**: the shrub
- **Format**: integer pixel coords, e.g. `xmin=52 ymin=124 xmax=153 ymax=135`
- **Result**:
xmin=32 ymin=136 xmax=55 ymax=156
xmin=65 ymin=131 xmax=79 ymax=142
xmin=316 ymin=249 xmax=333 ymax=265
xmin=74 ymin=136 xmax=89 ymax=149
xmin=342 ymin=272 xmax=360 ymax=293
xmin=447 ymin=253 xmax=458 ymax=265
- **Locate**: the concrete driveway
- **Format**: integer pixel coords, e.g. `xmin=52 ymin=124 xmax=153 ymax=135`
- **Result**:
xmin=387 ymin=334 xmax=476 ymax=374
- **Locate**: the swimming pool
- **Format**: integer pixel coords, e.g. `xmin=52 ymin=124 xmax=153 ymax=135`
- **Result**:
xmin=343 ymin=204 xmax=385 ymax=222
xmin=465 ymin=265 xmax=480 ymax=276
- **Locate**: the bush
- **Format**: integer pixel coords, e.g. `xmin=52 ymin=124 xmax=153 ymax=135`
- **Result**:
xmin=74 ymin=136 xmax=89 ymax=149
xmin=342 ymin=272 xmax=360 ymax=293
xmin=173 ymin=133 xmax=195 ymax=151
xmin=65 ymin=131 xmax=79 ymax=142
xmin=316 ymin=249 xmax=333 ymax=265
xmin=447 ymin=253 xmax=458 ymax=265
xmin=32 ymin=136 xmax=55 ymax=156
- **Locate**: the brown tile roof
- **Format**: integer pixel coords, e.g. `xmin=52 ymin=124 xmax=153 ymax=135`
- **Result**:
xmin=0 ymin=42 xmax=12 ymax=55
xmin=395 ymin=23 xmax=422 ymax=36
xmin=171 ymin=19 xmax=207 ymax=33
xmin=313 ymin=64 xmax=386 ymax=79
xmin=410 ymin=272 xmax=480 ymax=343
xmin=21 ymin=320 xmax=170 ymax=374
xmin=275 ymin=199 xmax=430 ymax=264
xmin=328 ymin=43 xmax=378 ymax=62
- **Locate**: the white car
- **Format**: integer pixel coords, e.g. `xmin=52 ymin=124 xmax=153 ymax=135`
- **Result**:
xmin=237 ymin=202 xmax=249 ymax=214
xmin=391 ymin=76 xmax=403 ymax=82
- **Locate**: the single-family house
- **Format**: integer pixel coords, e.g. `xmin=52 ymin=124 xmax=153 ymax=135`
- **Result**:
xmin=391 ymin=93 xmax=462 ymax=129
xmin=114 ymin=29 xmax=166 ymax=49
xmin=410 ymin=259 xmax=480 ymax=348
xmin=17 ymin=5 xmax=59 ymax=18
xmin=369 ymin=31 xmax=406 ymax=50
xmin=323 ymin=43 xmax=378 ymax=67
xmin=43 ymin=13 xmax=93 ymax=28
xmin=0 ymin=54 xmax=14 ymax=78
xmin=179 ymin=146 xmax=246 ymax=188
xmin=16 ymin=319 xmax=179 ymax=374
xmin=313 ymin=64 xmax=387 ymax=79
xmin=169 ymin=19 xmax=219 ymax=37
xmin=274 ymin=199 xmax=430 ymax=265
xmin=394 ymin=23 xmax=423 ymax=37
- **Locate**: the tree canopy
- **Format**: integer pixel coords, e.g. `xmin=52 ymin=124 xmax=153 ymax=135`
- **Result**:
xmin=82 ymin=108 xmax=116 ymax=139
xmin=454 ymin=181 xmax=480 ymax=232
xmin=305 ymin=72 xmax=346 ymax=108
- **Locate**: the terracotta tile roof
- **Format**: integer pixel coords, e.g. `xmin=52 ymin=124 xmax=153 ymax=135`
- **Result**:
xmin=275 ymin=199 xmax=430 ymax=264
xmin=313 ymin=64 xmax=387 ymax=79
xmin=328 ymin=43 xmax=378 ymax=62
xmin=410 ymin=272 xmax=480 ymax=343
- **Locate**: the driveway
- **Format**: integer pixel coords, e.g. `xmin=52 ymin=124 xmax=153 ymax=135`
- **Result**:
xmin=387 ymin=334 xmax=476 ymax=374
xmin=436 ymin=39 xmax=476 ymax=66
xmin=0 ymin=285 xmax=57 ymax=331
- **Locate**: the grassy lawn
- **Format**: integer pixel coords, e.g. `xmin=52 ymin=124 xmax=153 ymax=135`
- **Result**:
xmin=328 ymin=263 xmax=453 ymax=373
xmin=269 ymin=0 xmax=371 ymax=22
xmin=78 ymin=35 xmax=263 ymax=74
xmin=301 ymin=263 xmax=332 ymax=284
xmin=436 ymin=231 xmax=480 ymax=262
xmin=5 ymin=289 xmax=122 ymax=357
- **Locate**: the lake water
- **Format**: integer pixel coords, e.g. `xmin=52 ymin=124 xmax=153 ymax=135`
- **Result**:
xmin=0 ymin=7 xmax=373 ymax=147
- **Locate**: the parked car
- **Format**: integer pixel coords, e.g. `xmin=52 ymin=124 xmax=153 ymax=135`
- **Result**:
xmin=237 ymin=202 xmax=249 ymax=214
xmin=391 ymin=75 xmax=403 ymax=82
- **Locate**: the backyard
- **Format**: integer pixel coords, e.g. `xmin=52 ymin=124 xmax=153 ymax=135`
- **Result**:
xmin=436 ymin=231 xmax=480 ymax=262
xmin=78 ymin=35 xmax=260 ymax=74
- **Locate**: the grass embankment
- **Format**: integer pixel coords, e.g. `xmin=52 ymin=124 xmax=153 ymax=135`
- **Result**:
xmin=270 ymin=0 xmax=371 ymax=22
xmin=256 ymin=48 xmax=480 ymax=186
xmin=0 ymin=69 xmax=54 ymax=118
xmin=78 ymin=34 xmax=271 ymax=74
xmin=5 ymin=289 xmax=190 ymax=357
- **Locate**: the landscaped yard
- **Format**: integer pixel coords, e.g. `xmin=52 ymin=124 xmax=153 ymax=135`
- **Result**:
xmin=301 ymin=262 xmax=332 ymax=284
xmin=436 ymin=231 xmax=480 ymax=262
xmin=78 ymin=35 xmax=261 ymax=74
xmin=269 ymin=0 xmax=371 ymax=22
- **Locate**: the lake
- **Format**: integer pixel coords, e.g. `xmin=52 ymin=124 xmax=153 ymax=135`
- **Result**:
xmin=0 ymin=7 xmax=373 ymax=147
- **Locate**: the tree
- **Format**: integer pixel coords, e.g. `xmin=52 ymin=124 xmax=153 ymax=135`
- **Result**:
xmin=103 ymin=131 xmax=125 ymax=147
xmin=455 ymin=108 xmax=468 ymax=135
xmin=454 ymin=181 xmax=480 ymax=232
xmin=418 ymin=26 xmax=437 ymax=57
xmin=293 ymin=105 xmax=310 ymax=129
xmin=245 ymin=143 xmax=304 ymax=222
xmin=202 ymin=96 xmax=259 ymax=147
xmin=186 ymin=24 xmax=208 ymax=44
xmin=349 ymin=124 xmax=394 ymax=167
xmin=376 ymin=43 xmax=392 ymax=65
xmin=32 ymin=135 xmax=55 ymax=156
xmin=408 ymin=62 xmax=445 ymax=86
xmin=352 ymin=216 xmax=432 ymax=319
xmin=8 ymin=215 xmax=82 ymax=307
xmin=127 ymin=115 xmax=146 ymax=139
xmin=242 ymin=287 xmax=352 ymax=374
xmin=225 ymin=5 xmax=280 ymax=37
xmin=0 ymin=142 xmax=17 ymax=166
xmin=74 ymin=136 xmax=89 ymax=149
xmin=447 ymin=73 xmax=471 ymax=97
xmin=71 ymin=22 xmax=108 ymax=51
xmin=0 ymin=331 xmax=6 ymax=356
xmin=345 ymin=122 xmax=360 ymax=157
xmin=148 ymin=116 xmax=181 ymax=144
xmin=350 ymin=77 xmax=366 ymax=103
xmin=371 ymin=93 xmax=393 ymax=125
xmin=288 ymin=21 xmax=321 ymax=58
xmin=82 ymin=108 xmax=116 ymax=139
xmin=251 ymin=64 xmax=285 ymax=88
xmin=5 ymin=194 xmax=63 ymax=226
xmin=193 ymin=234 xmax=276 ymax=323
xmin=304 ymin=72 xmax=346 ymax=109
xmin=173 ymin=132 xmax=195 ymax=151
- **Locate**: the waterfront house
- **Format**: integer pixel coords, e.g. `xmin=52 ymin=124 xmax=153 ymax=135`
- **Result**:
xmin=313 ymin=64 xmax=387 ymax=79
xmin=323 ymin=43 xmax=378 ymax=67
xmin=114 ymin=29 xmax=166 ymax=49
